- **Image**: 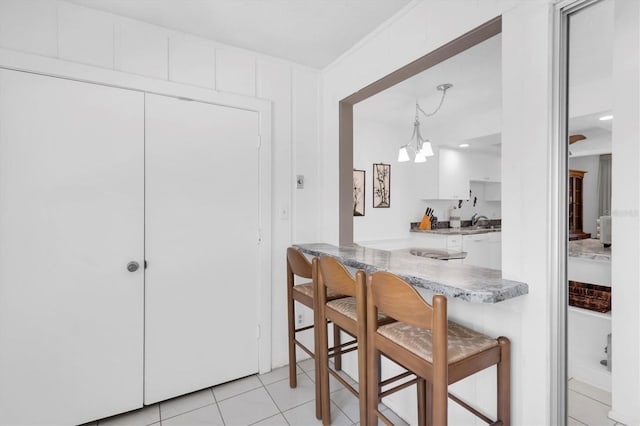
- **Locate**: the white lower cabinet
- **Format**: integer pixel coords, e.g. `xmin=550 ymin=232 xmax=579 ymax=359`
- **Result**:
xmin=412 ymin=232 xmax=501 ymax=269
xmin=462 ymin=232 xmax=501 ymax=269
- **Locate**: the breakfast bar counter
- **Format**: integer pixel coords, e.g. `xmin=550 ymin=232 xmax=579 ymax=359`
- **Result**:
xmin=295 ymin=243 xmax=528 ymax=303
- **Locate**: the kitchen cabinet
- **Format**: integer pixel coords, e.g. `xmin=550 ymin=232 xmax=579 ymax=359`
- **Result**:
xmin=422 ymin=147 xmax=471 ymax=200
xmin=411 ymin=231 xmax=500 ymax=268
xmin=462 ymin=232 xmax=501 ymax=269
xmin=484 ymin=182 xmax=502 ymax=201
xmin=410 ymin=233 xmax=461 ymax=251
xmin=468 ymin=151 xmax=501 ymax=182
xmin=421 ymin=149 xmax=501 ymax=201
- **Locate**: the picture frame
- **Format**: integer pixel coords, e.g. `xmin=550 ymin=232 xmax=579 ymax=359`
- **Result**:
xmin=353 ymin=169 xmax=365 ymax=216
xmin=373 ymin=163 xmax=390 ymax=208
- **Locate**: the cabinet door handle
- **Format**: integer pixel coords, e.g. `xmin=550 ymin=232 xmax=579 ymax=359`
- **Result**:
xmin=127 ymin=261 xmax=140 ymax=272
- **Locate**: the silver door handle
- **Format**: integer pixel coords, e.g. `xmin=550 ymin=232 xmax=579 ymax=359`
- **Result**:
xmin=127 ymin=261 xmax=140 ymax=272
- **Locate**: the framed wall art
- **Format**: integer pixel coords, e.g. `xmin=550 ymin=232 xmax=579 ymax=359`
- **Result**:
xmin=373 ymin=163 xmax=390 ymax=208
xmin=353 ymin=169 xmax=365 ymax=216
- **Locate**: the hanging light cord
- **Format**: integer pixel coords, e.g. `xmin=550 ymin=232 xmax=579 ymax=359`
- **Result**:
xmin=416 ymin=83 xmax=452 ymax=118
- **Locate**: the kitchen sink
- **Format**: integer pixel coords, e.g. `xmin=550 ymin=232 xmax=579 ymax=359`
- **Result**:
xmin=459 ymin=225 xmax=501 ymax=234
xmin=409 ymin=248 xmax=467 ymax=260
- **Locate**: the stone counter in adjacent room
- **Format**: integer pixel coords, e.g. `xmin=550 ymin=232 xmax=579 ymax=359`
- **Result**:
xmin=295 ymin=243 xmax=528 ymax=303
xmin=568 ymin=238 xmax=611 ymax=262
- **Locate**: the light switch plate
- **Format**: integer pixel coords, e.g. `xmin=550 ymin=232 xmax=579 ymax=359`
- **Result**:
xmin=296 ymin=175 xmax=304 ymax=189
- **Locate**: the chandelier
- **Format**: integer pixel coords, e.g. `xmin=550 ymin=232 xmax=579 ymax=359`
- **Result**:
xmin=398 ymin=83 xmax=453 ymax=163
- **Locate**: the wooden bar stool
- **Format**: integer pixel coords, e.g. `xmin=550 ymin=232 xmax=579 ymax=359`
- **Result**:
xmin=314 ymin=256 xmax=396 ymax=425
xmin=366 ymin=271 xmax=511 ymax=426
xmin=286 ymin=247 xmax=347 ymax=418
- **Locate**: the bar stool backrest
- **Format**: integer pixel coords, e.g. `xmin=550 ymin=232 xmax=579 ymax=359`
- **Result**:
xmin=287 ymin=247 xmax=312 ymax=279
xmin=367 ymin=270 xmax=449 ymax=399
xmin=316 ymin=256 xmax=361 ymax=298
xmin=367 ymin=271 xmax=446 ymax=330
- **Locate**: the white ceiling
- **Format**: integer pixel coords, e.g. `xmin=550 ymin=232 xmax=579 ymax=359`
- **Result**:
xmin=67 ymin=0 xmax=412 ymax=69
xmin=355 ymin=33 xmax=502 ymax=153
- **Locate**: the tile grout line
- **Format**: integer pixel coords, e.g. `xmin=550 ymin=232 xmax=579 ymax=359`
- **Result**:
xmin=211 ymin=387 xmax=228 ymax=425
xmin=159 ymin=401 xmax=218 ymax=422
xmin=261 ymin=376 xmax=293 ymax=424
xmin=209 ymin=386 xmax=227 ymax=425
xmin=569 ymin=388 xmax=612 ymax=407
xmin=568 ymin=415 xmax=589 ymax=426
xmin=215 ymin=383 xmax=264 ymax=402
xmin=300 ymin=364 xmax=360 ymax=424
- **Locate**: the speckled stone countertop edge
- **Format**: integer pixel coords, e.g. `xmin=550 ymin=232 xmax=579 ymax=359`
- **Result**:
xmin=294 ymin=243 xmax=528 ymax=304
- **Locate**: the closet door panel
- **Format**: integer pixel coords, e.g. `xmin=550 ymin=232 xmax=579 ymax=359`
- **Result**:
xmin=0 ymin=70 xmax=144 ymax=425
xmin=145 ymin=94 xmax=260 ymax=403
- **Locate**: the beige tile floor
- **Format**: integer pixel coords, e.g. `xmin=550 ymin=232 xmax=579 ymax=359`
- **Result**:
xmin=85 ymin=359 xmax=408 ymax=426
xmin=568 ymin=378 xmax=625 ymax=426
xmin=88 ymin=367 xmax=627 ymax=425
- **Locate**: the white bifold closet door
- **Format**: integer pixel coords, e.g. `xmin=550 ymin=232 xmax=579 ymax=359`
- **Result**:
xmin=0 ymin=70 xmax=144 ymax=425
xmin=144 ymin=94 xmax=260 ymax=404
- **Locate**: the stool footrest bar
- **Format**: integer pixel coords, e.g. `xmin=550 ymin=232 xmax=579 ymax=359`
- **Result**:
xmin=449 ymin=392 xmax=495 ymax=425
xmin=294 ymin=340 xmax=314 ymax=358
xmin=380 ymin=370 xmax=413 ymax=387
xmin=379 ymin=378 xmax=418 ymax=398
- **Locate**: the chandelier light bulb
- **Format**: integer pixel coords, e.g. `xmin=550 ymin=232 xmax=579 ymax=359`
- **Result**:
xmin=414 ymin=153 xmax=427 ymax=163
xmin=419 ymin=141 xmax=434 ymax=157
xmin=398 ymin=146 xmax=410 ymax=162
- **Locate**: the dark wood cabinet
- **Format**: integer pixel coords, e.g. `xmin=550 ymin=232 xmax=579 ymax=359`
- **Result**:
xmin=569 ymin=170 xmax=591 ymax=240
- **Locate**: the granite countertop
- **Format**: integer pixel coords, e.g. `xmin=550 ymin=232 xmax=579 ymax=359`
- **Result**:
xmin=294 ymin=243 xmax=528 ymax=304
xmin=411 ymin=226 xmax=502 ymax=236
xmin=568 ymin=238 xmax=611 ymax=261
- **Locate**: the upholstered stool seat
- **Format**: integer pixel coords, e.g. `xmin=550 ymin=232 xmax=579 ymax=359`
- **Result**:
xmin=377 ymin=320 xmax=499 ymax=364
xmin=327 ymin=297 xmax=391 ymax=323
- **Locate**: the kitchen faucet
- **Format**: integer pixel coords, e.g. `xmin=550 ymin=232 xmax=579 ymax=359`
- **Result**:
xmin=471 ymin=213 xmax=489 ymax=226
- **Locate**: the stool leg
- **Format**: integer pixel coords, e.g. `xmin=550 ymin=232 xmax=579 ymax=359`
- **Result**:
xmin=497 ymin=336 xmax=511 ymax=426
xmin=318 ymin=317 xmax=331 ymax=424
xmin=314 ymin=301 xmax=322 ymax=419
xmin=377 ymin=352 xmax=382 ymax=403
xmin=287 ymin=294 xmax=297 ymax=388
xmin=356 ymin=335 xmax=367 ymax=425
xmin=417 ymin=378 xmax=426 ymax=426
xmin=333 ymin=324 xmax=342 ymax=371
xmin=425 ymin=381 xmax=433 ymax=426
xmin=366 ymin=345 xmax=378 ymax=424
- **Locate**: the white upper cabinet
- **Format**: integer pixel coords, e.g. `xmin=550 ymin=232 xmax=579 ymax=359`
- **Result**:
xmin=422 ymin=147 xmax=471 ymax=200
xmin=485 ymin=182 xmax=502 ymax=201
xmin=421 ymin=148 xmax=501 ymax=200
xmin=468 ymin=151 xmax=501 ymax=182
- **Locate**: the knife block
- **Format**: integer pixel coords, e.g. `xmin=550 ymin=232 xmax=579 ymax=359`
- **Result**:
xmin=418 ymin=214 xmax=431 ymax=230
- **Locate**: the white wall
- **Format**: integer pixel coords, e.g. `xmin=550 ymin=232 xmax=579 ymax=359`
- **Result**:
xmin=322 ymin=1 xmax=553 ymax=424
xmin=352 ymin=118 xmax=425 ymax=241
xmin=610 ymin=0 xmax=640 ymax=423
xmin=0 ymin=0 xmax=320 ymax=369
xmin=569 ymin=155 xmax=600 ymax=235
